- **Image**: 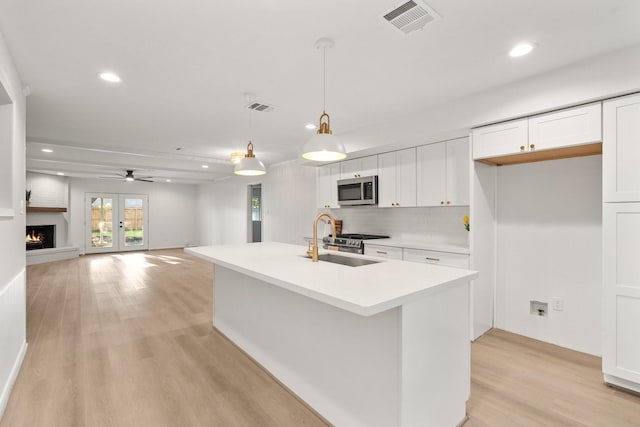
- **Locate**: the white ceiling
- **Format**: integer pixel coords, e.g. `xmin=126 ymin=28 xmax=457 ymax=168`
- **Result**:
xmin=1 ymin=0 xmax=640 ymax=184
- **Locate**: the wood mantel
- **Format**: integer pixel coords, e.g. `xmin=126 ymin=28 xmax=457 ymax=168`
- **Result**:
xmin=26 ymin=206 xmax=67 ymax=213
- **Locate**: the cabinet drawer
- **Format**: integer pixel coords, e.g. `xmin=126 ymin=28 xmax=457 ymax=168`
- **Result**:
xmin=364 ymin=244 xmax=403 ymax=260
xmin=403 ymin=248 xmax=469 ymax=268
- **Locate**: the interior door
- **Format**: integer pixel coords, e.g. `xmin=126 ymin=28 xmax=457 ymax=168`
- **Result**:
xmin=85 ymin=193 xmax=148 ymax=253
xmin=118 ymin=194 xmax=148 ymax=252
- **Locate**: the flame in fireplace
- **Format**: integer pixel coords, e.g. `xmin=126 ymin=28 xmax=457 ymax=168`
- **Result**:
xmin=26 ymin=230 xmax=43 ymax=243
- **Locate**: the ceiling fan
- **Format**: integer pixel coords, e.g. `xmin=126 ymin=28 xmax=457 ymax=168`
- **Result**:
xmin=99 ymin=170 xmax=154 ymax=182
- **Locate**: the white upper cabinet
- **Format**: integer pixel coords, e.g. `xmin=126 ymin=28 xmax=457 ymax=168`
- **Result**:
xmin=472 ymin=103 xmax=602 ymax=165
xmin=528 ymin=103 xmax=601 ymax=151
xmin=603 ymin=93 xmax=640 ymax=202
xmin=378 ymin=148 xmax=417 ymax=208
xmin=472 ymin=118 xmax=528 ymax=160
xmin=317 ymin=163 xmax=341 ymax=209
xmin=340 ymin=155 xmax=378 ymax=179
xmin=417 ymin=138 xmax=469 ymax=206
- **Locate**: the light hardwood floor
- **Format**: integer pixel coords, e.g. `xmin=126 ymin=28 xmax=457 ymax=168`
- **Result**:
xmin=1 ymin=249 xmax=639 ymax=426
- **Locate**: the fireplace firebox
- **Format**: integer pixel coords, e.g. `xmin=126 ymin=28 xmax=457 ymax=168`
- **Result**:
xmin=26 ymin=225 xmax=55 ymax=250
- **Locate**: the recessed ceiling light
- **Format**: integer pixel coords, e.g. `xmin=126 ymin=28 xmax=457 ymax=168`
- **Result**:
xmin=99 ymin=72 xmax=121 ymax=83
xmin=509 ymin=43 xmax=534 ymax=58
xmin=166 ymin=179 xmax=172 ymax=183
xmin=41 ymin=148 xmax=53 ymax=153
xmin=201 ymin=165 xmax=209 ymax=169
xmin=305 ymin=123 xmax=317 ymax=130
xmin=56 ymin=172 xmax=64 ymax=176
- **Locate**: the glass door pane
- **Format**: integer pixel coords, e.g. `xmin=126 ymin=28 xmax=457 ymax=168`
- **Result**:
xmin=91 ymin=196 xmax=114 ymax=248
xmin=86 ymin=193 xmax=118 ymax=254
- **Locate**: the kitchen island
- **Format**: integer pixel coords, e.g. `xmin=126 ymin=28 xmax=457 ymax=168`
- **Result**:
xmin=186 ymin=242 xmax=478 ymax=427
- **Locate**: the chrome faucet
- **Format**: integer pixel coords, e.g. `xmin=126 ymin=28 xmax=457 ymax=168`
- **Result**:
xmin=307 ymin=211 xmax=337 ymax=262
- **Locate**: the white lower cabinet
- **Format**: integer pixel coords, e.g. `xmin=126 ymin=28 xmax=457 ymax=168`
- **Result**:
xmin=364 ymin=244 xmax=403 ymax=260
xmin=403 ymin=248 xmax=469 ymax=269
xmin=603 ymin=203 xmax=640 ymax=390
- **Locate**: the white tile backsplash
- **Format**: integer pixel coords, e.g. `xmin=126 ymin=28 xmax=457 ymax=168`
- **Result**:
xmin=322 ymin=206 xmax=470 ymax=247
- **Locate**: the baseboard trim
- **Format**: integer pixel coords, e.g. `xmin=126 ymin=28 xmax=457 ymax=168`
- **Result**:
xmin=604 ymin=373 xmax=640 ymax=396
xmin=0 ymin=340 xmax=28 ymax=422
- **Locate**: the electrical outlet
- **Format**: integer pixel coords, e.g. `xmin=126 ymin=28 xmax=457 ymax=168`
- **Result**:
xmin=552 ymin=297 xmax=564 ymax=312
xmin=530 ymin=300 xmax=548 ymax=317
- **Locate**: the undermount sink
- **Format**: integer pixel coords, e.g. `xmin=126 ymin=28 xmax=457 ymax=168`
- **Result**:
xmin=316 ymin=253 xmax=380 ymax=267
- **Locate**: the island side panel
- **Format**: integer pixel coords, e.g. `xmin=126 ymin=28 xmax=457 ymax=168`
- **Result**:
xmin=213 ymin=266 xmax=402 ymax=427
xmin=400 ymin=280 xmax=471 ymax=427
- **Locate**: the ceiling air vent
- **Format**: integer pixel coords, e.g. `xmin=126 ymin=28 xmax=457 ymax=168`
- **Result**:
xmin=246 ymin=102 xmax=275 ymax=112
xmin=382 ymin=0 xmax=440 ymax=34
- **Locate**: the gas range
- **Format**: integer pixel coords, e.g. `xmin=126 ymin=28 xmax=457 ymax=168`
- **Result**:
xmin=322 ymin=233 xmax=389 ymax=254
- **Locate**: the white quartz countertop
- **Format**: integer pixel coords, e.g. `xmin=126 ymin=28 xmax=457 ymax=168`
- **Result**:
xmin=186 ymin=242 xmax=477 ymax=317
xmin=364 ymin=239 xmax=470 ymax=255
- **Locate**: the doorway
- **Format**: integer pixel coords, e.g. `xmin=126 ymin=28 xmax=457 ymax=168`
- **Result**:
xmin=85 ymin=193 xmax=149 ymax=254
xmin=249 ymin=184 xmax=262 ymax=243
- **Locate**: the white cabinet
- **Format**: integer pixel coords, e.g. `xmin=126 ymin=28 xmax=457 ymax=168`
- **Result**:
xmin=472 ymin=103 xmax=602 ymax=163
xmin=316 ymin=163 xmax=340 ymax=209
xmin=364 ymin=244 xmax=403 ymax=260
xmin=340 ymin=156 xmax=377 ymax=179
xmin=528 ymin=103 xmax=601 ymax=151
xmin=403 ymin=248 xmax=469 ymax=269
xmin=472 ymin=118 xmax=528 ymax=160
xmin=603 ymin=93 xmax=640 ymax=202
xmin=378 ymin=148 xmax=416 ymax=208
xmin=603 ymin=203 xmax=640 ymax=389
xmin=416 ymin=138 xmax=469 ymax=206
xmin=602 ymin=92 xmax=640 ymax=394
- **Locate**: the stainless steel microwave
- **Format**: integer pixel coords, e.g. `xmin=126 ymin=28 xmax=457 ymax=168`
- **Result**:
xmin=337 ymin=175 xmax=378 ymax=206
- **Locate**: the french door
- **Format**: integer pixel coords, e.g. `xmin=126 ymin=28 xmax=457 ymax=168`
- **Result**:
xmin=85 ymin=193 xmax=149 ymax=254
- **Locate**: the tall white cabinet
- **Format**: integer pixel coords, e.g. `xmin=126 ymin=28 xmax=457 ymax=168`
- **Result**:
xmin=602 ymin=93 xmax=640 ymax=393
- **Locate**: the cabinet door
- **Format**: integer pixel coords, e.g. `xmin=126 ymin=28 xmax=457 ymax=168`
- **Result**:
xmin=340 ymin=155 xmax=378 ymax=178
xmin=395 ymin=148 xmax=416 ymax=207
xmin=472 ymin=118 xmax=528 ymax=160
xmin=603 ymin=203 xmax=640 ymax=384
xmin=359 ymin=155 xmax=378 ymax=178
xmin=528 ymin=103 xmax=601 ymax=152
xmin=403 ymin=248 xmax=469 ymax=268
xmin=364 ymin=244 xmax=403 ymax=260
xmin=377 ymin=151 xmax=397 ymax=207
xmin=603 ymin=93 xmax=640 ymax=202
xmin=317 ymin=163 xmax=340 ymax=209
xmin=416 ymin=143 xmax=446 ymax=206
xmin=446 ymin=138 xmax=470 ymax=206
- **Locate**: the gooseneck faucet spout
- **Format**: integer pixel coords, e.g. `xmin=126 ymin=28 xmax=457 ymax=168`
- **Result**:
xmin=307 ymin=211 xmax=337 ymax=262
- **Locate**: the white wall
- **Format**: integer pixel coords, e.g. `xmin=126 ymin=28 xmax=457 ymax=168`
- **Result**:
xmin=326 ymin=206 xmax=469 ymax=247
xmin=25 ymin=171 xmax=68 ymax=208
xmin=197 ymin=160 xmax=317 ymax=247
xmin=68 ymin=178 xmax=198 ymax=253
xmin=495 ymin=156 xmax=602 ymax=355
xmin=0 ymin=31 xmax=27 ymax=421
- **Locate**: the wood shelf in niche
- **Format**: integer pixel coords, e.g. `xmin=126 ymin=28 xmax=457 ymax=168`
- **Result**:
xmin=26 ymin=206 xmax=67 ymax=213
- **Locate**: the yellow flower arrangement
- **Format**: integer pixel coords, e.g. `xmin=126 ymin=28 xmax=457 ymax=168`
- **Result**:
xmin=463 ymin=216 xmax=470 ymax=232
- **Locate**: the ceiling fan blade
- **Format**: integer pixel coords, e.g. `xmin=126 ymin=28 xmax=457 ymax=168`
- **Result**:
xmin=135 ymin=178 xmax=154 ymax=182
xmin=98 ymin=175 xmax=125 ymax=179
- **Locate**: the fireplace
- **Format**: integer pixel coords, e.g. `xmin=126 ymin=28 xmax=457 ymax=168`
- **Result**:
xmin=26 ymin=225 xmax=55 ymax=250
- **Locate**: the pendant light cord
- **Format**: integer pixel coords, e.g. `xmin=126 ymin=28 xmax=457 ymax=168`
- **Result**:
xmin=323 ymin=45 xmax=326 ymax=113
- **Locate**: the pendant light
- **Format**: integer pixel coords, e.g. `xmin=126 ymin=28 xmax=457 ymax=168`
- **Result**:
xmin=235 ymin=101 xmax=266 ymax=176
xmin=302 ymin=37 xmax=347 ymax=162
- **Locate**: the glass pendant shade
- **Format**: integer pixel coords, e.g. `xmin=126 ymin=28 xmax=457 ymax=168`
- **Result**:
xmin=234 ymin=142 xmax=266 ymax=176
xmin=302 ymin=111 xmax=346 ymax=161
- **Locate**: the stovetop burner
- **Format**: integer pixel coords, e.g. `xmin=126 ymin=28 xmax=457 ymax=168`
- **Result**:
xmin=334 ymin=233 xmax=389 ymax=240
xmin=323 ymin=233 xmax=389 ymax=254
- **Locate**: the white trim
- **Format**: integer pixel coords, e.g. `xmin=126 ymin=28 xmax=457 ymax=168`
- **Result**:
xmin=0 ymin=340 xmax=27 ymax=421
xmin=0 ymin=208 xmax=15 ymax=218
